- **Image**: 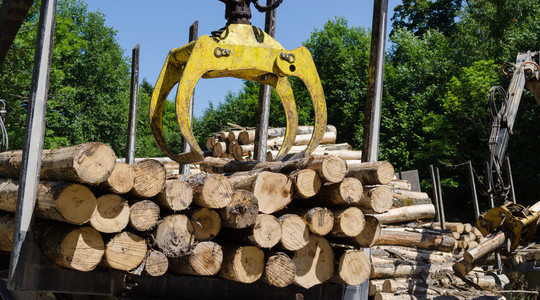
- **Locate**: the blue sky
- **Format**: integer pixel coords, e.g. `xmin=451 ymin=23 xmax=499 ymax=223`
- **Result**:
xmin=84 ymin=1 xmax=401 ymax=117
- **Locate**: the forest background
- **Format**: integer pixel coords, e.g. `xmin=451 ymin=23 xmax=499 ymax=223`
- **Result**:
xmin=1 ymin=0 xmax=539 ymax=221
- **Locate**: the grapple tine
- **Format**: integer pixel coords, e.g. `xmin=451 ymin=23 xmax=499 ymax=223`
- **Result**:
xmin=272 ymin=77 xmax=298 ymax=161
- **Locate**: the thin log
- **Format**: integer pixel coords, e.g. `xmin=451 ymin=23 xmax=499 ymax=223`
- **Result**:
xmin=375 ymin=245 xmax=456 ymax=263
xmin=279 ymin=214 xmax=310 ymax=251
xmin=228 ymin=171 xmax=292 ymax=214
xmin=387 ymin=180 xmax=411 ymax=191
xmin=129 ymin=200 xmax=160 ymax=232
xmin=330 ymin=207 xmax=365 ymax=238
xmin=293 ymin=234 xmax=334 ymax=289
xmin=0 ymin=179 xmax=97 ymax=225
xmin=154 ymin=214 xmax=194 ymax=258
xmin=184 ymin=173 xmax=233 ymax=209
xmin=376 ymin=228 xmax=456 ymax=252
xmin=90 ymin=194 xmax=130 ymax=233
xmin=153 ymin=179 xmax=193 ymax=212
xmin=217 ymin=190 xmax=259 ymax=229
xmin=371 ymin=262 xmax=454 ymax=279
xmin=169 ymin=241 xmax=223 ymax=276
xmin=129 ymin=159 xmax=167 ymax=198
xmin=188 ymin=208 xmax=221 ymax=241
xmin=262 ymin=252 xmax=296 ymax=288
xmin=0 ymin=142 xmax=116 ymax=184
xmin=463 ymin=230 xmax=508 ymax=264
xmin=103 ymin=231 xmax=147 ymax=271
xmin=98 ymin=162 xmax=134 ymax=194
xmin=290 ymin=169 xmax=321 ymax=199
xmin=238 ymin=125 xmax=337 ymax=145
xmin=217 ymin=245 xmax=264 ymax=283
xmin=374 ymin=204 xmax=436 ymax=224
xmin=347 ymin=161 xmax=394 ymax=185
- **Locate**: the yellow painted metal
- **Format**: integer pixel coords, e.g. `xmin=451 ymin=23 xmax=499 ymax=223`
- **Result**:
xmin=149 ymin=24 xmax=327 ymax=163
xmin=476 ymin=202 xmax=538 ymax=251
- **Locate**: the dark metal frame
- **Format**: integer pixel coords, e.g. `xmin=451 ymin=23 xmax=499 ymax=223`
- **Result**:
xmin=126 ymin=44 xmax=140 ymax=165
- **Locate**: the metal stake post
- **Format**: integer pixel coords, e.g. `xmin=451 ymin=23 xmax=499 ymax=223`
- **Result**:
xmin=8 ymin=0 xmax=57 ymax=289
xmin=435 ymin=167 xmax=446 ymax=230
xmin=126 ymin=44 xmax=140 ymax=165
xmin=486 ymin=162 xmax=503 ymax=274
xmin=466 ymin=160 xmax=481 ymax=219
xmin=180 ymin=21 xmax=198 ymax=175
xmin=504 ymin=156 xmax=516 ymax=204
xmin=253 ymin=0 xmax=277 ymax=161
xmin=429 ymin=164 xmax=441 ymax=222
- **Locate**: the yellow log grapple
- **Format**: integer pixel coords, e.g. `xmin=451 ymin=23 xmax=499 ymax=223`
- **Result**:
xmin=149 ymin=0 xmax=327 ymax=163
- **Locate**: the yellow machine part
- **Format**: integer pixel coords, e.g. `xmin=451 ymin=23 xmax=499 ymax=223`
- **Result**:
xmin=149 ymin=24 xmax=327 ymax=164
xmin=476 ymin=202 xmax=539 ymax=252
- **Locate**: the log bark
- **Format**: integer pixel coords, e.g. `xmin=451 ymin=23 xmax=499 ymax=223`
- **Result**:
xmin=289 ymin=169 xmax=321 ymax=199
xmin=129 ymin=200 xmax=160 ymax=232
xmin=375 ymin=245 xmax=456 ymax=263
xmin=188 ymin=208 xmax=221 ymax=241
xmin=360 ymin=185 xmax=393 ymax=213
xmin=228 ymin=171 xmax=292 ymax=214
xmin=169 ymin=241 xmax=223 ymax=276
xmin=206 ymin=136 xmax=216 ymax=150
xmin=370 ymin=262 xmax=454 ymax=279
xmin=374 ymin=204 xmax=436 ymax=224
xmin=228 ymin=131 xmax=242 ymax=142
xmin=0 ymin=179 xmax=97 ymax=225
xmin=217 ymin=245 xmax=264 ymax=283
xmin=279 ymin=214 xmax=310 ymax=251
xmin=133 ymin=249 xmax=169 ymax=277
xmin=293 ymin=235 xmax=334 ymax=289
xmin=262 ymin=252 xmax=296 ymax=288
xmin=287 ymin=207 xmax=334 ymax=236
xmin=153 ymin=179 xmax=193 ymax=212
xmin=154 ymin=214 xmax=194 ymax=258
xmin=238 ymin=125 xmax=337 ymax=145
xmin=217 ymin=190 xmax=259 ymax=229
xmin=330 ymin=207 xmax=365 ymax=237
xmin=347 ymin=161 xmax=394 ymax=185
xmin=212 ymin=142 xmax=227 ymax=158
xmin=0 ymin=213 xmax=13 ymax=251
xmin=376 ymin=228 xmax=456 ymax=252
xmin=220 ymin=214 xmax=281 ymax=248
xmin=103 ymin=231 xmax=147 ymax=271
xmin=38 ymin=224 xmax=104 ymax=272
xmin=392 ymin=196 xmax=432 ymax=208
xmin=98 ymin=162 xmax=134 ymax=194
xmin=184 ymin=173 xmax=233 ymax=209
xmin=129 ymin=159 xmax=167 ymax=198
xmin=89 ymin=194 xmax=130 ymax=233
xmin=369 ymin=280 xmax=384 ymax=296
xmin=463 ymin=230 xmax=508 ymax=264
xmin=332 ymin=249 xmax=371 ymax=286
xmin=313 ymin=177 xmax=363 ymax=206
xmin=0 ymin=142 xmax=116 ymax=184
xmin=387 ymin=180 xmax=411 ymax=191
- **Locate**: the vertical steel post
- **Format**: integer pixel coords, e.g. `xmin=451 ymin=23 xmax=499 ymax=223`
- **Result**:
xmin=253 ymin=0 xmax=276 ymax=161
xmin=8 ymin=0 xmax=57 ymax=289
xmin=429 ymin=164 xmax=441 ymax=222
xmin=180 ymin=21 xmax=198 ymax=175
xmin=361 ymin=0 xmax=388 ymax=163
xmin=467 ymin=160 xmax=481 ymax=219
xmin=435 ymin=167 xmax=446 ymax=230
xmin=504 ymin=156 xmax=516 ymax=204
xmin=485 ymin=161 xmax=502 ymax=274
xmin=126 ymin=44 xmax=140 ymax=165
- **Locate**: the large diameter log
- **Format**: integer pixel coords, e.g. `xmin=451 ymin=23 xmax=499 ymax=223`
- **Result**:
xmin=218 ymin=245 xmax=264 ymax=283
xmin=188 ymin=208 xmax=221 ymax=241
xmin=293 ymin=235 xmax=334 ymax=289
xmin=374 ymin=204 xmax=436 ymax=224
xmin=314 ymin=177 xmax=363 ymax=206
xmin=153 ymin=179 xmax=193 ymax=211
xmin=262 ymin=252 xmax=296 ymax=288
xmin=279 ymin=214 xmax=310 ymax=251
xmin=38 ymin=224 xmax=105 ymax=272
xmin=360 ymin=185 xmax=393 ymax=213
xmin=228 ymin=171 xmax=292 ymax=214
xmin=290 ymin=169 xmax=321 ymax=199
xmin=0 ymin=213 xmax=14 ymax=251
xmin=0 ymin=142 xmax=116 ymax=184
xmin=103 ymin=231 xmax=147 ymax=271
xmin=154 ymin=214 xmax=194 ymax=257
xmin=347 ymin=161 xmax=394 ymax=185
xmin=129 ymin=200 xmax=160 ymax=232
xmin=217 ymin=190 xmax=258 ymax=229
xmin=332 ymin=249 xmax=371 ymax=286
xmin=0 ymin=179 xmax=97 ymax=225
xmin=89 ymin=194 xmax=130 ymax=233
xmin=330 ymin=207 xmax=365 ymax=237
xmin=221 ymin=214 xmax=281 ymax=248
xmin=376 ymin=228 xmax=456 ymax=252
xmin=185 ymin=173 xmax=233 ymax=209
xmin=170 ymin=241 xmax=223 ymax=276
xmin=463 ymin=230 xmax=508 ymax=265
xmin=98 ymin=162 xmax=134 ymax=194
xmin=129 ymin=159 xmax=167 ymax=198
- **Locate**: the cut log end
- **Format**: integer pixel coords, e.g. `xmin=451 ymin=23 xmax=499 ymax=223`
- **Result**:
xmin=333 ymin=207 xmax=365 ymax=237
xmin=354 ymin=215 xmax=381 ymax=247
xmin=279 ymin=214 xmax=309 ymax=251
xmin=219 ymin=245 xmax=264 ymax=283
xmin=190 ymin=208 xmax=221 ymax=241
xmin=199 ymin=174 xmax=234 ymax=209
xmin=263 ymin=252 xmax=296 ymax=288
xmin=291 ymin=169 xmax=321 ymax=199
xmin=362 ymin=185 xmax=393 ymax=213
xmin=154 ymin=179 xmax=193 ymax=211
xmin=170 ymin=241 xmax=223 ymax=276
xmin=144 ymin=250 xmax=169 ymax=277
xmin=313 ymin=155 xmax=347 ymax=183
xmin=252 ymin=214 xmax=282 ymax=248
xmin=55 ymin=183 xmax=97 ymax=225
xmin=101 ymin=162 xmax=135 ymax=194
xmin=130 ymin=159 xmax=167 ymax=198
xmin=154 ymin=214 xmax=194 ymax=258
xmin=90 ymin=194 xmax=130 ymax=233
xmin=252 ymin=172 xmax=292 ymax=214
xmin=69 ymin=142 xmax=117 ymax=184
xmin=347 ymin=161 xmax=395 ymax=185
xmin=218 ymin=190 xmax=259 ymax=229
xmin=336 ymin=250 xmax=370 ymax=285
xmin=129 ymin=200 xmax=161 ymax=232
xmin=104 ymin=231 xmax=147 ymax=271
xmin=305 ymin=207 xmax=334 ymax=236
xmin=293 ymin=235 xmax=334 ymax=289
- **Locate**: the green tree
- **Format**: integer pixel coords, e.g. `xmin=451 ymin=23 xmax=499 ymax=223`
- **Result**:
xmin=391 ymin=0 xmax=461 ymax=36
